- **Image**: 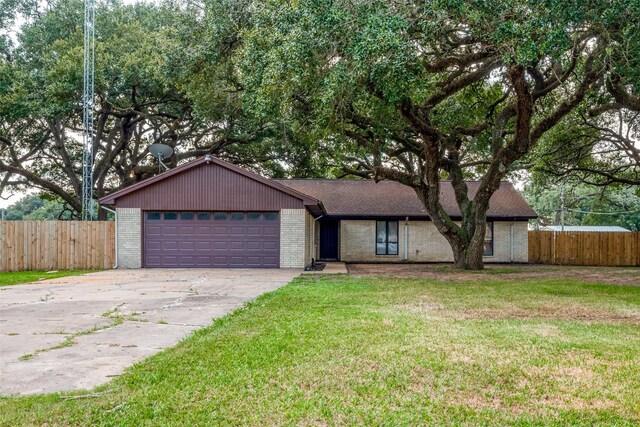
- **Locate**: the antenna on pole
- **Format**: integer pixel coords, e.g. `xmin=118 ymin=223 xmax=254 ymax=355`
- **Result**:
xmin=81 ymin=0 xmax=96 ymax=220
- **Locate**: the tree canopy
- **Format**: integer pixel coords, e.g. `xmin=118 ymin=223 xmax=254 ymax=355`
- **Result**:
xmin=239 ymin=0 xmax=640 ymax=268
xmin=524 ymin=178 xmax=640 ymax=231
xmin=1 ymin=0 xmax=639 ymax=268
xmin=1 ymin=193 xmax=73 ymax=220
xmin=0 ymin=0 xmax=335 ymax=218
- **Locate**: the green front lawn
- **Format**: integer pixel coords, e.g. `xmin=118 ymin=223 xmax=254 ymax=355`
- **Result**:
xmin=1 ymin=274 xmax=639 ymax=426
xmin=0 ymin=270 xmax=97 ymax=287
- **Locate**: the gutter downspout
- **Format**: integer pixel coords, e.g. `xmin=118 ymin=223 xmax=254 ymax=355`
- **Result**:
xmin=100 ymin=206 xmax=118 ymax=269
xmin=312 ymin=215 xmax=324 ymax=264
xmin=404 ymin=217 xmax=409 ymax=261
xmin=510 ymin=221 xmax=515 ymax=263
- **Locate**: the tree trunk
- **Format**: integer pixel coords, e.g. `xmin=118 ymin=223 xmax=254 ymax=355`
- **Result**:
xmin=448 ymin=226 xmax=485 ymax=270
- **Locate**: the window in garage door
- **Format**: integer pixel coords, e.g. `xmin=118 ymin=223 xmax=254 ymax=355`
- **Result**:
xmin=144 ymin=212 xmax=280 ymax=268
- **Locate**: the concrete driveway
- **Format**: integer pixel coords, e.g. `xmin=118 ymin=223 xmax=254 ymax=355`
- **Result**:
xmin=0 ymin=269 xmax=300 ymax=395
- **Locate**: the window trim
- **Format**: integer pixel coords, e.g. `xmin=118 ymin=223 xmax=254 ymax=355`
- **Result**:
xmin=483 ymin=221 xmax=494 ymax=257
xmin=375 ymin=220 xmax=399 ymax=256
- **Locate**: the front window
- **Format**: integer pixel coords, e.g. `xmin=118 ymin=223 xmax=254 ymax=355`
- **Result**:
xmin=376 ymin=221 xmax=399 ymax=255
xmin=483 ymin=222 xmax=494 ymax=256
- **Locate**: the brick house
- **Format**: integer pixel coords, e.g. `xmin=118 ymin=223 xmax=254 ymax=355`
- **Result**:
xmin=99 ymin=156 xmax=537 ymax=268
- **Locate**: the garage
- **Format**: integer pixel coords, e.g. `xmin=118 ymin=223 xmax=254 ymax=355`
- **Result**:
xmin=144 ymin=211 xmax=280 ymax=268
xmin=99 ymin=156 xmax=322 ymax=269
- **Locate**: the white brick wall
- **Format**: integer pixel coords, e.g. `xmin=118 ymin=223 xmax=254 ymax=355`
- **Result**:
xmin=116 ymin=208 xmax=142 ymax=268
xmin=340 ymin=220 xmax=529 ymax=263
xmin=490 ymin=221 xmax=528 ymax=262
xmin=279 ymin=209 xmax=308 ymax=268
xmin=340 ymin=220 xmax=406 ymax=262
xmin=408 ymin=221 xmax=454 ymax=262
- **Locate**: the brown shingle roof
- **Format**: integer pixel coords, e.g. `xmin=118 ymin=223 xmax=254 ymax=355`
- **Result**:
xmin=276 ymin=179 xmax=538 ymax=219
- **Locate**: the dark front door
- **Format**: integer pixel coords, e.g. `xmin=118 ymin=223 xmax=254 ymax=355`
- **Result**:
xmin=144 ymin=211 xmax=280 ymax=268
xmin=319 ymin=220 xmax=339 ymax=260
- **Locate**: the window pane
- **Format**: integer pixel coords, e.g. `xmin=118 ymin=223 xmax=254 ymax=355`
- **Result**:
xmin=147 ymin=212 xmax=161 ymax=220
xmin=213 ymin=212 xmax=227 ymax=220
xmin=264 ymin=213 xmax=277 ymax=221
xmin=376 ymin=242 xmax=387 ymax=255
xmin=483 ymin=241 xmax=493 ymax=256
xmin=180 ymin=212 xmax=194 ymax=220
xmin=483 ymin=222 xmax=493 ymax=256
xmin=485 ymin=222 xmax=493 ymax=239
xmin=376 ymin=221 xmax=387 ymax=243
xmin=388 ymin=243 xmax=398 ymax=255
xmin=247 ymin=213 xmax=260 ymax=221
xmin=197 ymin=213 xmax=210 ymax=220
xmin=164 ymin=212 xmax=177 ymax=220
xmin=388 ymin=221 xmax=399 ymax=242
xmin=231 ymin=212 xmax=244 ymax=221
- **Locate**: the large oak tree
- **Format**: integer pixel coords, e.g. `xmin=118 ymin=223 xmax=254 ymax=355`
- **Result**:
xmin=240 ymin=0 xmax=640 ymax=269
xmin=0 ymin=0 xmax=333 ymax=218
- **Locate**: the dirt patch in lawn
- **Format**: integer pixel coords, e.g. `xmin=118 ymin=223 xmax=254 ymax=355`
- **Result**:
xmin=347 ymin=263 xmax=640 ymax=286
xmin=397 ymin=303 xmax=640 ymax=325
xmin=456 ymin=306 xmax=640 ymax=325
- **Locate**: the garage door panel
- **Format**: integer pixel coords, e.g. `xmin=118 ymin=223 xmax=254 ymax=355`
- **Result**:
xmin=212 ymin=226 xmax=229 ymax=235
xmin=162 ymin=225 xmax=178 ymax=233
xmin=246 ymin=226 xmax=262 ymax=235
xmin=162 ymin=241 xmax=179 ymax=251
xmin=196 ymin=225 xmax=212 ymax=233
xmin=179 ymin=256 xmax=196 ymax=266
xmin=196 ymin=241 xmax=211 ymax=250
xmin=263 ymin=256 xmax=277 ymax=265
xmin=180 ymin=241 xmax=195 ymax=250
xmin=195 ymin=255 xmax=211 ymax=264
xmin=229 ymin=241 xmax=245 ymax=250
xmin=230 ymin=226 xmax=245 ymax=235
xmin=246 ymin=241 xmax=261 ymax=250
xmin=145 ymin=241 xmax=161 ymax=249
xmin=263 ymin=241 xmax=278 ymax=250
xmin=146 ymin=225 xmax=162 ymax=235
xmin=144 ymin=211 xmax=280 ymax=268
xmin=262 ymin=226 xmax=278 ymax=236
xmin=245 ymin=256 xmax=263 ymax=266
xmin=180 ymin=226 xmax=195 ymax=235
xmin=228 ymin=256 xmax=247 ymax=266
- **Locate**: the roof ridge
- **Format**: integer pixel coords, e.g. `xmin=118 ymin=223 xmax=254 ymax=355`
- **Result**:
xmin=275 ymin=178 xmax=513 ymax=184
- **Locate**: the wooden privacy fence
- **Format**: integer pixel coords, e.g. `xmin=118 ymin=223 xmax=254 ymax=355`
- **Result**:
xmin=528 ymin=230 xmax=640 ymax=267
xmin=0 ymin=221 xmax=115 ymax=272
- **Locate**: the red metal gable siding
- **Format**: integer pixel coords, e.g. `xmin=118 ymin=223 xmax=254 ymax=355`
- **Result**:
xmin=115 ymin=163 xmax=305 ymax=211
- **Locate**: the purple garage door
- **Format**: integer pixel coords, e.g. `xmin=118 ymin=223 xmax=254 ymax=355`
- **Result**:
xmin=144 ymin=211 xmax=280 ymax=268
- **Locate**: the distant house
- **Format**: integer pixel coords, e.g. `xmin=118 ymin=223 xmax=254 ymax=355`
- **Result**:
xmin=99 ymin=157 xmax=537 ymax=269
xmin=539 ymin=225 xmax=631 ymax=232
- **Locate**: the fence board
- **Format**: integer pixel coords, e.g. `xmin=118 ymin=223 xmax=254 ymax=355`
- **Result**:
xmin=0 ymin=221 xmax=115 ymax=272
xmin=528 ymin=230 xmax=640 ymax=267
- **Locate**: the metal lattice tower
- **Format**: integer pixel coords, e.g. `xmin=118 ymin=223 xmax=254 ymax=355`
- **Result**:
xmin=81 ymin=0 xmax=95 ymax=220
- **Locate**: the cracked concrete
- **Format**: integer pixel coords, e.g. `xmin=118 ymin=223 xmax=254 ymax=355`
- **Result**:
xmin=0 ymin=268 xmax=300 ymax=395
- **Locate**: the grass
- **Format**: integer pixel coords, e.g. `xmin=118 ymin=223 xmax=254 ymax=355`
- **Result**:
xmin=0 ymin=270 xmax=97 ymax=287
xmin=1 ymin=274 xmax=639 ymax=426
